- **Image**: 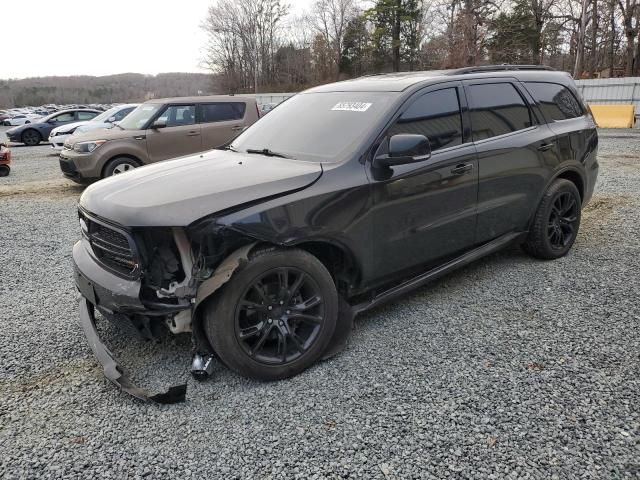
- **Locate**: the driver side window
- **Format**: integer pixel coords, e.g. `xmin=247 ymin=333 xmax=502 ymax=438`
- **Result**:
xmin=53 ymin=112 xmax=74 ymax=123
xmin=157 ymin=105 xmax=196 ymax=127
xmin=388 ymin=88 xmax=463 ymax=152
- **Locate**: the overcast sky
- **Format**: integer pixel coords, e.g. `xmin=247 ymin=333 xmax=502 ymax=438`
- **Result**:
xmin=2 ymin=0 xmax=314 ymax=79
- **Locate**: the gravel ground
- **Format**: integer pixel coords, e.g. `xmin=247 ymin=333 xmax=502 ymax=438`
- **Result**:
xmin=0 ymin=126 xmax=639 ymax=479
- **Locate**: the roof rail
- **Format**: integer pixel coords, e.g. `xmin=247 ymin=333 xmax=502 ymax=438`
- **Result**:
xmin=447 ymin=65 xmax=555 ymax=75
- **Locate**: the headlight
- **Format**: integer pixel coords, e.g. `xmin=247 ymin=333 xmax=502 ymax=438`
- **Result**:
xmin=73 ymin=140 xmax=106 ymax=153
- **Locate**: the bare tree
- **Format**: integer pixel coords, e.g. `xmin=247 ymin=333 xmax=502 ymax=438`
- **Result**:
xmin=313 ymin=0 xmax=357 ymax=79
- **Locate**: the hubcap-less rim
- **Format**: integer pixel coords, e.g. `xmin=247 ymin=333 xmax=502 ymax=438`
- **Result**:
xmin=234 ymin=267 xmax=324 ymax=365
xmin=112 ymin=163 xmax=135 ymax=175
xmin=547 ymin=192 xmax=578 ymax=249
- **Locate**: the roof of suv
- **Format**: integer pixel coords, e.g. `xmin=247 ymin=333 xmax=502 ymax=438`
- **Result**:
xmin=306 ymin=65 xmax=573 ymax=93
xmin=145 ymin=95 xmax=254 ymax=104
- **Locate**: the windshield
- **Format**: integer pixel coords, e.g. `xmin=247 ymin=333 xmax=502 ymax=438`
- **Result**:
xmin=230 ymin=92 xmax=398 ymax=162
xmin=117 ymin=103 xmax=162 ymax=130
xmin=91 ymin=106 xmax=121 ymax=123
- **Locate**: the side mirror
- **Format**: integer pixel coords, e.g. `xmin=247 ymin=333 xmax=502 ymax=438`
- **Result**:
xmin=107 ymin=116 xmax=116 ymax=123
xmin=374 ymin=134 xmax=431 ymax=168
xmin=151 ymin=118 xmax=167 ymax=129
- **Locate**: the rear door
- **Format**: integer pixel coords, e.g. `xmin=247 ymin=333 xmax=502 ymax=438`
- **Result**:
xmin=146 ymin=104 xmax=201 ymax=163
xmin=197 ymin=102 xmax=248 ymax=150
xmin=464 ymin=79 xmax=559 ymax=243
xmin=369 ymin=82 xmax=479 ymax=280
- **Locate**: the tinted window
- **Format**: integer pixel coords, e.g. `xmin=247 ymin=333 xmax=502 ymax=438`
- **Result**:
xmin=525 ymin=82 xmax=584 ymax=121
xmin=201 ymin=103 xmax=246 ymax=123
xmin=389 ymin=88 xmax=463 ymax=151
xmin=468 ymin=83 xmax=532 ymax=140
xmin=158 ymin=105 xmax=196 ymax=127
xmin=77 ymin=111 xmax=97 ymax=121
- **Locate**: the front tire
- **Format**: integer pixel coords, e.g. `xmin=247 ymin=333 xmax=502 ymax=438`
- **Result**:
xmin=523 ymin=179 xmax=581 ymax=260
xmin=204 ymin=248 xmax=338 ymax=380
xmin=103 ymin=157 xmax=140 ymax=177
xmin=0 ymin=165 xmax=9 ymax=176
xmin=21 ymin=129 xmax=41 ymax=146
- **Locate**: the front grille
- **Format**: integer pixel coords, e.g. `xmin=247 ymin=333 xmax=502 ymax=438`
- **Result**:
xmin=81 ymin=211 xmax=138 ymax=277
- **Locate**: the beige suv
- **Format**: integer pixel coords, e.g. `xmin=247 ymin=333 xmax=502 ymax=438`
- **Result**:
xmin=59 ymin=96 xmax=260 ymax=182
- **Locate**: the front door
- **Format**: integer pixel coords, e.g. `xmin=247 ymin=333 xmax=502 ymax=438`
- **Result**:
xmin=146 ymin=104 xmax=201 ymax=163
xmin=369 ymin=83 xmax=479 ymax=282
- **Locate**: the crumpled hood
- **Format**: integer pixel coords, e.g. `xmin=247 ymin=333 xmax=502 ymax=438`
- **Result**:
xmin=80 ymin=149 xmax=323 ymax=227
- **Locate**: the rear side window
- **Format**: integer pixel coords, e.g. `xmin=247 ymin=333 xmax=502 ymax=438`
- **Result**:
xmin=525 ymin=82 xmax=584 ymax=121
xmin=468 ymin=83 xmax=532 ymax=140
xmin=200 ymin=103 xmax=246 ymax=123
xmin=388 ymin=88 xmax=463 ymax=151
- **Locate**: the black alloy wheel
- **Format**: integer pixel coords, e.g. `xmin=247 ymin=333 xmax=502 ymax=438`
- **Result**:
xmin=204 ymin=248 xmax=338 ymax=380
xmin=547 ymin=192 xmax=579 ymax=250
xmin=523 ymin=178 xmax=582 ymax=260
xmin=235 ymin=267 xmax=324 ymax=365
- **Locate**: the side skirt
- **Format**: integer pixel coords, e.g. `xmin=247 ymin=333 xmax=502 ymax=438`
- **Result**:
xmin=351 ymin=231 xmax=526 ymax=315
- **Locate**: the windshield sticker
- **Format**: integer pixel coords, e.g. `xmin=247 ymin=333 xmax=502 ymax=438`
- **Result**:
xmin=332 ymin=102 xmax=372 ymax=112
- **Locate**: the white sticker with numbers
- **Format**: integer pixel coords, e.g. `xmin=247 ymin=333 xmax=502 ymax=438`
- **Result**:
xmin=331 ymin=102 xmax=372 ymax=112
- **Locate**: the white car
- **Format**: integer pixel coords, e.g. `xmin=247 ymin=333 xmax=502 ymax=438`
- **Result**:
xmin=48 ymin=104 xmax=138 ymax=150
xmin=3 ymin=113 xmax=41 ymax=126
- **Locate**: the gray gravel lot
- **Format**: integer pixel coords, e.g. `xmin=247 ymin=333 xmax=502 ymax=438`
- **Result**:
xmin=0 ymin=126 xmax=639 ymax=479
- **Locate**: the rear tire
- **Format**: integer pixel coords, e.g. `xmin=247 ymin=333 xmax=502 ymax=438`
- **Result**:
xmin=204 ymin=248 xmax=338 ymax=380
xmin=0 ymin=165 xmax=9 ymax=176
xmin=103 ymin=157 xmax=141 ymax=177
xmin=522 ymin=179 xmax=581 ymax=260
xmin=21 ymin=129 xmax=41 ymax=146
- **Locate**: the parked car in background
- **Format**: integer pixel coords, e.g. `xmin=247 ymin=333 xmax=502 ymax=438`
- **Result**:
xmin=49 ymin=104 xmax=139 ymax=150
xmin=3 ymin=113 xmax=41 ymax=126
xmin=59 ymin=96 xmax=259 ymax=182
xmin=259 ymin=102 xmax=278 ymax=114
xmin=5 ymin=109 xmax=100 ymax=146
xmin=72 ymin=65 xmax=598 ymax=401
xmin=0 ymin=143 xmax=11 ymax=176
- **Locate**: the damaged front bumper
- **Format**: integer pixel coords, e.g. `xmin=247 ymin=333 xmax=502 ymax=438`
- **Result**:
xmin=78 ymin=299 xmax=187 ymax=403
xmin=74 ymin=239 xmax=188 ymax=403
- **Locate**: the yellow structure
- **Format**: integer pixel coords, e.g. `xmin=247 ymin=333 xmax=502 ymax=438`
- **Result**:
xmin=589 ymin=104 xmax=636 ymax=128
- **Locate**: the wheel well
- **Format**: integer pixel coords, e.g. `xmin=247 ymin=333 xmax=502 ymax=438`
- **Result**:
xmin=556 ymin=170 xmax=584 ymax=201
xmin=294 ymin=241 xmax=359 ymax=296
xmin=102 ymin=154 xmax=142 ymax=177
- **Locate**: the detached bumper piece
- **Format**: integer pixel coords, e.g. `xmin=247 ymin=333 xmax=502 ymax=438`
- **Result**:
xmin=79 ymin=299 xmax=187 ymax=404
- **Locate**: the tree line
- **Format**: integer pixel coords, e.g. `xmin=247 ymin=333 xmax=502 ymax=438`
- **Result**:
xmin=0 ymin=73 xmax=213 ymax=109
xmin=202 ymin=0 xmax=640 ymax=93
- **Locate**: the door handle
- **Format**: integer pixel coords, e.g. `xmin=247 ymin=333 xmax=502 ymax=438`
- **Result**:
xmin=450 ymin=163 xmax=473 ymax=175
xmin=231 ymin=125 xmax=245 ymax=131
xmin=537 ymin=142 xmax=555 ymax=151
xmin=187 ymin=131 xmax=200 ymax=136
xmin=133 ymin=135 xmax=146 ymax=140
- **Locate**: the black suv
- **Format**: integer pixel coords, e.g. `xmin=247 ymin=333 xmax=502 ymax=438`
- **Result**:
xmin=73 ymin=65 xmax=598 ymax=402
